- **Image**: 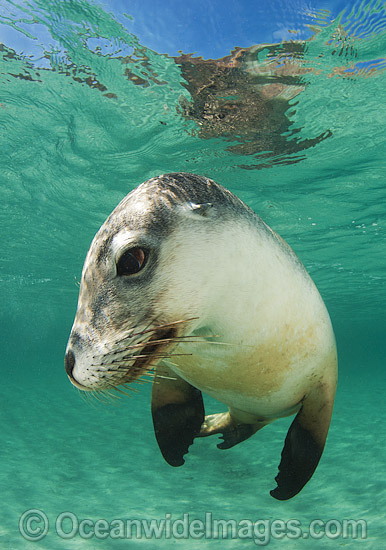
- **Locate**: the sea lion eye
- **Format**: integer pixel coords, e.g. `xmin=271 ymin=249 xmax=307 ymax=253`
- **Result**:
xmin=116 ymin=247 xmax=146 ymax=276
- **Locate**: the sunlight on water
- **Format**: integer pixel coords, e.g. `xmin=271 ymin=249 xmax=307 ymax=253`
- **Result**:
xmin=0 ymin=0 xmax=385 ymax=548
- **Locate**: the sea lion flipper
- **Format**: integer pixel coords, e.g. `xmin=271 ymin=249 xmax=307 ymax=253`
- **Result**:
xmin=151 ymin=364 xmax=204 ymax=467
xmin=199 ymin=412 xmax=262 ymax=449
xmin=270 ymin=381 xmax=336 ymax=501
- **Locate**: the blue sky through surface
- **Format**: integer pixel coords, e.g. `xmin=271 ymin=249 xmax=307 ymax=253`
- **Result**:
xmin=0 ymin=0 xmax=370 ymax=60
xmin=98 ymin=0 xmax=371 ymax=56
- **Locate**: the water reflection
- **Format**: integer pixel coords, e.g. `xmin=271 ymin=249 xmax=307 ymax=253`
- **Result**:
xmin=175 ymin=43 xmax=332 ymax=168
xmin=1 ymin=0 xmax=385 ymax=172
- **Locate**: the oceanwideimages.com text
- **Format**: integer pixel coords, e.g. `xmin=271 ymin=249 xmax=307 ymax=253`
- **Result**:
xmin=19 ymin=510 xmax=368 ymax=545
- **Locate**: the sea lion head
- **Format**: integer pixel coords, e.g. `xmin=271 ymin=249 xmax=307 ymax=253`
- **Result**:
xmin=64 ymin=172 xmax=255 ymax=392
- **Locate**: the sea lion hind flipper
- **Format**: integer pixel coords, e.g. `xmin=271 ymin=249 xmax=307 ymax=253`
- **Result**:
xmin=270 ymin=381 xmax=335 ymax=500
xmin=198 ymin=412 xmax=259 ymax=449
xmin=151 ymin=364 xmax=204 ymax=467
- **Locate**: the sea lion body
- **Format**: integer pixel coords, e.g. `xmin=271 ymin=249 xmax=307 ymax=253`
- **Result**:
xmin=155 ymin=220 xmax=335 ymax=422
xmin=65 ymin=173 xmax=337 ymax=500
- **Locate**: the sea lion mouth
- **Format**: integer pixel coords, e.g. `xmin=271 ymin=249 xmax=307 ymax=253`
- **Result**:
xmin=124 ymin=327 xmax=178 ymax=384
xmin=68 ymin=375 xmax=95 ymax=392
xmin=67 ymin=319 xmax=195 ymax=392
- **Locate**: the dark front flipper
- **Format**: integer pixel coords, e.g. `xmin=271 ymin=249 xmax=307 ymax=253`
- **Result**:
xmin=270 ymin=379 xmax=336 ymax=500
xmin=151 ymin=364 xmax=204 ymax=467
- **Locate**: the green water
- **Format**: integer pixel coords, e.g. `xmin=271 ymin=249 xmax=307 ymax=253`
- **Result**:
xmin=1 ymin=0 xmax=385 ymax=548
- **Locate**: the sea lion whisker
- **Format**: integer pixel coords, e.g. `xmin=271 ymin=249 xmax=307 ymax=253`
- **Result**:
xmin=112 ymin=386 xmax=133 ymax=397
xmin=90 ymin=361 xmax=136 ymax=368
xmin=94 ymin=390 xmax=111 ymax=403
xmin=107 ymin=383 xmax=137 ymax=396
xmin=104 ymin=317 xmax=156 ymax=350
xmin=124 ymin=352 xmax=193 ymax=359
xmin=133 ymin=378 xmax=150 ymax=385
xmin=189 ymin=340 xmax=253 ymax=347
xmin=123 ymin=339 xmax=239 ymax=349
xmin=82 ymin=386 xmax=123 ymax=404
xmin=114 ymin=335 xmax=220 ymax=350
xmin=99 ymin=366 xmax=125 ymax=372
xmin=119 ymin=383 xmax=140 ymax=394
xmin=103 ymin=320 xmax=203 ymax=355
xmin=90 ymin=352 xmax=193 ymax=370
xmin=108 ymin=334 xmax=242 ymax=357
xmin=100 ymin=335 xmax=239 ymax=360
xmin=136 ymin=373 xmax=155 ymax=381
xmin=78 ymin=389 xmax=97 ymax=407
xmin=104 ymin=388 xmax=126 ymax=402
xmin=114 ymin=320 xmax=159 ymax=344
xmin=111 ymin=337 xmax=185 ymax=350
xmin=104 ymin=330 xmax=158 ymax=354
xmin=94 ymin=367 xmax=177 ymax=384
xmin=96 ymin=391 xmax=118 ymax=403
xmin=126 ymin=317 xmax=198 ymax=340
xmin=93 ymin=351 xmax=194 ymax=367
xmin=88 ymin=391 xmax=105 ymax=405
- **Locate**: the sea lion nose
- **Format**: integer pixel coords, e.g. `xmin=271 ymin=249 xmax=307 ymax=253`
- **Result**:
xmin=64 ymin=349 xmax=90 ymax=391
xmin=65 ymin=349 xmax=76 ymax=379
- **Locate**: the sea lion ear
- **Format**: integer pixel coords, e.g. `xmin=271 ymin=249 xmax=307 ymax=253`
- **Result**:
xmin=182 ymin=202 xmax=214 ymax=217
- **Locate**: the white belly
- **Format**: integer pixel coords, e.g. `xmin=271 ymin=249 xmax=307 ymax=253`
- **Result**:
xmin=162 ymin=318 xmax=336 ymax=419
xmin=156 ymin=219 xmax=337 ymax=420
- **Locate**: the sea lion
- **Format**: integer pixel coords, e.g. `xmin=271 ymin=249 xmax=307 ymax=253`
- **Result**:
xmin=64 ymin=172 xmax=337 ymax=500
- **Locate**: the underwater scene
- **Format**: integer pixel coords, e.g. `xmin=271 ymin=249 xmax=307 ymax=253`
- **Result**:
xmin=0 ymin=0 xmax=385 ymax=547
